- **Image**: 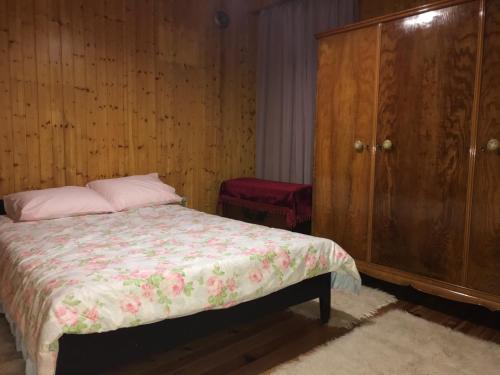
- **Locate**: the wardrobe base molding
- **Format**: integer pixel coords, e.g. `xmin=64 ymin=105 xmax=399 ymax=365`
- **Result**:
xmin=356 ymin=261 xmax=500 ymax=311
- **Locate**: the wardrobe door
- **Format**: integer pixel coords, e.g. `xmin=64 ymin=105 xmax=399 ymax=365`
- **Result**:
xmin=467 ymin=0 xmax=500 ymax=295
xmin=372 ymin=2 xmax=480 ymax=283
xmin=313 ymin=26 xmax=378 ymax=260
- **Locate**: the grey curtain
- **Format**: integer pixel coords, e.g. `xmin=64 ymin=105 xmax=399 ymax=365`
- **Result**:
xmin=256 ymin=0 xmax=357 ymax=184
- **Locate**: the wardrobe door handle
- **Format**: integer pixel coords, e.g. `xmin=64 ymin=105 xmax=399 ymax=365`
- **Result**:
xmin=486 ymin=138 xmax=499 ymax=153
xmin=382 ymin=139 xmax=393 ymax=151
xmin=353 ymin=140 xmax=365 ymax=152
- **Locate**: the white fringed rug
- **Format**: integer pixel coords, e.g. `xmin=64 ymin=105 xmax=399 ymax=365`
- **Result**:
xmin=272 ymin=309 xmax=500 ymax=375
xmin=290 ymin=286 xmax=397 ymax=328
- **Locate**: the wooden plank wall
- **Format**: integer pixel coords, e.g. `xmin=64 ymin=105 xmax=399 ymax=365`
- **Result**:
xmin=0 ymin=0 xmax=262 ymax=213
xmin=220 ymin=0 xmax=259 ymax=183
xmin=218 ymin=0 xmax=291 ymax=182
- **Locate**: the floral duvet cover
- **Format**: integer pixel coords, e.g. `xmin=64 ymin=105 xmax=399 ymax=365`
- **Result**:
xmin=0 ymin=205 xmax=360 ymax=375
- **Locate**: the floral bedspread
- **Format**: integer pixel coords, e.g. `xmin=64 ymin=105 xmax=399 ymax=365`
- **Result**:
xmin=0 ymin=205 xmax=360 ymax=375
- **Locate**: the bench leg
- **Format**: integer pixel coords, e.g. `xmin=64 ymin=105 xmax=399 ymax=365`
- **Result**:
xmin=319 ymin=274 xmax=331 ymax=324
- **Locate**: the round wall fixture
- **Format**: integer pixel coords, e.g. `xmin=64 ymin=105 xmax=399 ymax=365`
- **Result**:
xmin=215 ymin=10 xmax=230 ymax=29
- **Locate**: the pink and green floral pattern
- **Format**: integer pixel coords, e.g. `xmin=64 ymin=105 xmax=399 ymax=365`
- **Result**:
xmin=0 ymin=205 xmax=360 ymax=375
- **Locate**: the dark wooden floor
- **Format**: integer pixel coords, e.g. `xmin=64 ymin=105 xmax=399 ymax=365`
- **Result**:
xmin=1 ymin=275 xmax=499 ymax=375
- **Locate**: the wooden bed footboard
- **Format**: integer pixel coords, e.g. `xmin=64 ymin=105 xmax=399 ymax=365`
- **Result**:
xmin=57 ymin=272 xmax=331 ymax=373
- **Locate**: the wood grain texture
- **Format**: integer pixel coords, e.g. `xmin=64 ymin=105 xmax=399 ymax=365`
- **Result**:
xmin=372 ymin=2 xmax=480 ymax=283
xmin=0 ymin=0 xmax=259 ymax=213
xmin=249 ymin=0 xmax=287 ymax=12
xmin=0 ymin=0 xmax=14 ymax=194
xmin=312 ymin=26 xmax=379 ymax=261
xmin=219 ymin=0 xmax=259 ymax=183
xmin=218 ymin=0 xmax=285 ymax=184
xmin=357 ymin=260 xmax=500 ymax=310
xmin=1 ymin=276 xmax=499 ymax=375
xmin=467 ymin=0 xmax=500 ymax=295
xmin=359 ymin=0 xmax=436 ymax=20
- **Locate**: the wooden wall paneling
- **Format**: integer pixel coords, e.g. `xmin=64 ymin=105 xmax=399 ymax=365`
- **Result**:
xmin=156 ymin=0 xmax=221 ymax=211
xmin=154 ymin=0 xmax=176 ymax=195
xmin=467 ymin=0 xmax=500 ymax=295
xmin=175 ymin=21 xmax=195 ymax=205
xmin=175 ymin=64 xmax=196 ymax=205
xmin=137 ymin=0 xmax=152 ymax=176
xmin=153 ymin=0 xmax=225 ymax=211
xmin=203 ymin=9 xmax=224 ymax=214
xmin=107 ymin=0 xmax=127 ymax=178
xmin=205 ymin=0 xmax=224 ymax=213
xmin=20 ymin=0 xmax=41 ymax=191
xmin=60 ymin=0 xmax=77 ymax=185
xmin=196 ymin=0 xmax=223 ymax=213
xmin=137 ymin=0 xmax=157 ymax=177
xmin=197 ymin=3 xmax=212 ymax=212
xmin=116 ymin=0 xmax=128 ymax=178
xmin=312 ymin=26 xmax=379 ymax=261
xmin=71 ymin=0 xmax=89 ymax=186
xmin=146 ymin=0 xmax=157 ymax=179
xmin=94 ymin=0 xmax=109 ymax=179
xmin=103 ymin=0 xmax=112 ymax=178
xmin=372 ymin=2 xmax=480 ymax=283
xmin=192 ymin=67 xmax=206 ymax=211
xmin=7 ymin=0 xmax=28 ymax=192
xmin=103 ymin=0 xmax=115 ymax=178
xmin=184 ymin=5 xmax=201 ymax=209
xmin=220 ymin=0 xmax=257 ymax=182
xmin=123 ymin=0 xmax=136 ymax=177
xmin=0 ymin=0 xmax=257 ymax=213
xmin=185 ymin=1 xmax=205 ymax=204
xmin=169 ymin=5 xmax=194 ymax=203
xmin=154 ymin=0 xmax=165 ymax=187
xmin=34 ymin=0 xmax=54 ymax=189
xmin=0 ymin=0 xmax=14 ymax=194
xmin=82 ymin=0 xmax=98 ymax=182
xmin=48 ymin=0 xmax=65 ymax=186
xmin=168 ymin=6 xmax=186 ymax=200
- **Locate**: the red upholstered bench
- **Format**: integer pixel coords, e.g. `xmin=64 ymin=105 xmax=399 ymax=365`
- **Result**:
xmin=217 ymin=177 xmax=312 ymax=234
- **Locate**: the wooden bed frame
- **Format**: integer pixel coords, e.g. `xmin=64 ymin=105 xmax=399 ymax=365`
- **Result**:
xmin=58 ymin=273 xmax=331 ymax=372
xmin=0 ymin=199 xmax=332 ymax=372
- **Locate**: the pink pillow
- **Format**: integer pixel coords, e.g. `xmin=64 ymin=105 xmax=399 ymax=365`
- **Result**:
xmin=86 ymin=173 xmax=182 ymax=211
xmin=4 ymin=186 xmax=115 ymax=222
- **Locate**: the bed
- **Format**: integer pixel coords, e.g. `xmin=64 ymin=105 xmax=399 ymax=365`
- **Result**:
xmin=0 ymin=202 xmax=361 ymax=375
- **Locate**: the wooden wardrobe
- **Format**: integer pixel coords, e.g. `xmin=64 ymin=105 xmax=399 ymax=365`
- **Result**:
xmin=313 ymin=0 xmax=500 ymax=310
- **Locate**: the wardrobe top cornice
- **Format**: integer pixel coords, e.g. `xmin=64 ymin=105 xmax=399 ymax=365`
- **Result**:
xmin=315 ymin=0 xmax=478 ymax=39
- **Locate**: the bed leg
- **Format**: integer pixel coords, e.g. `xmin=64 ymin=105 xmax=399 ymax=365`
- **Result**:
xmin=319 ymin=274 xmax=331 ymax=324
